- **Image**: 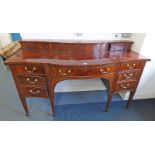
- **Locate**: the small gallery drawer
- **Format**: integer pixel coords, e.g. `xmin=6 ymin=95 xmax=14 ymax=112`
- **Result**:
xmin=21 ymin=86 xmax=48 ymax=98
xmin=109 ymin=43 xmax=126 ymax=51
xmin=120 ymin=61 xmax=144 ymax=71
xmin=117 ymin=70 xmax=140 ymax=81
xmin=56 ymin=65 xmax=117 ymax=77
xmin=18 ymin=75 xmax=46 ymax=85
xmin=115 ymin=80 xmax=137 ymax=92
xmin=16 ymin=65 xmax=45 ymax=75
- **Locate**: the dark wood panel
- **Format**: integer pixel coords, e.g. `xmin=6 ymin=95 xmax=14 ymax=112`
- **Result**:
xmin=20 ymin=41 xmax=49 ymax=51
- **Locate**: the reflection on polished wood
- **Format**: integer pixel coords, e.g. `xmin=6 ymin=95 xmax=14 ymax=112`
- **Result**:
xmin=5 ymin=40 xmax=150 ymax=116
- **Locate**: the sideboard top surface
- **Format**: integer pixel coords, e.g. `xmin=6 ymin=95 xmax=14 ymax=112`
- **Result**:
xmin=5 ymin=41 xmax=150 ymax=66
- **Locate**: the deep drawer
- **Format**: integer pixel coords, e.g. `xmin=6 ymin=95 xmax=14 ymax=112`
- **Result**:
xmin=115 ymin=80 xmax=137 ymax=92
xmin=20 ymin=86 xmax=48 ymax=98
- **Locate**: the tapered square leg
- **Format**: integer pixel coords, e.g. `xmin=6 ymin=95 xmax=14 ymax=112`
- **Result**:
xmin=48 ymin=80 xmax=57 ymax=116
xmin=126 ymin=91 xmax=136 ymax=108
xmin=20 ymin=97 xmax=29 ymax=116
xmin=105 ymin=93 xmax=113 ymax=112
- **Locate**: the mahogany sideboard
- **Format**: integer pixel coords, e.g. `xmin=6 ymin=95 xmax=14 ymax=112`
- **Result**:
xmin=4 ymin=40 xmax=150 ymax=116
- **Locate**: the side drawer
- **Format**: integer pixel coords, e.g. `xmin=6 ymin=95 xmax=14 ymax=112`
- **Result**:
xmin=115 ymin=80 xmax=137 ymax=92
xmin=18 ymin=75 xmax=46 ymax=85
xmin=119 ymin=61 xmax=144 ymax=71
xmin=16 ymin=65 xmax=45 ymax=75
xmin=20 ymin=86 xmax=48 ymax=98
xmin=117 ymin=70 xmax=140 ymax=81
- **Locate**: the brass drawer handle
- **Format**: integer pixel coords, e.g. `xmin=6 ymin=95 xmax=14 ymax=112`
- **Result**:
xmin=24 ymin=66 xmax=37 ymax=73
xmin=59 ymin=69 xmax=71 ymax=76
xmin=100 ymin=68 xmax=110 ymax=74
xmin=120 ymin=83 xmax=130 ymax=89
xmin=29 ymin=89 xmax=40 ymax=94
xmin=123 ymin=73 xmax=133 ymax=79
xmin=26 ymin=78 xmax=38 ymax=84
xmin=127 ymin=63 xmax=136 ymax=69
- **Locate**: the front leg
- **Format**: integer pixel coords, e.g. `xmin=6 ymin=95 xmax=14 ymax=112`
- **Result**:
xmin=47 ymin=78 xmax=61 ymax=116
xmin=105 ymin=93 xmax=113 ymax=112
xmin=48 ymin=80 xmax=57 ymax=116
xmin=104 ymin=76 xmax=115 ymax=112
xmin=20 ymin=96 xmax=29 ymax=116
xmin=126 ymin=90 xmax=136 ymax=108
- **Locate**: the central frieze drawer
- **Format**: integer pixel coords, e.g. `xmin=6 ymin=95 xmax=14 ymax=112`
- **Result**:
xmin=56 ymin=65 xmax=117 ymax=76
xmin=18 ymin=75 xmax=46 ymax=85
xmin=16 ymin=65 xmax=45 ymax=75
xmin=21 ymin=86 xmax=48 ymax=98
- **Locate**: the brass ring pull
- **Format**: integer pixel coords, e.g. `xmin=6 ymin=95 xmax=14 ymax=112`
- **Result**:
xmin=24 ymin=66 xmax=37 ymax=73
xmin=29 ymin=89 xmax=40 ymax=94
xmin=120 ymin=83 xmax=130 ymax=89
xmin=123 ymin=73 xmax=133 ymax=79
xmin=100 ymin=68 xmax=110 ymax=74
xmin=26 ymin=78 xmax=38 ymax=84
xmin=127 ymin=63 xmax=136 ymax=69
xmin=59 ymin=69 xmax=71 ymax=76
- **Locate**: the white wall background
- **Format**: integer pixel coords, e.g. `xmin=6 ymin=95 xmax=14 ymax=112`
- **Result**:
xmin=130 ymin=33 xmax=146 ymax=51
xmin=0 ymin=34 xmax=12 ymax=48
xmin=132 ymin=33 xmax=155 ymax=99
xmin=21 ymin=33 xmax=117 ymax=40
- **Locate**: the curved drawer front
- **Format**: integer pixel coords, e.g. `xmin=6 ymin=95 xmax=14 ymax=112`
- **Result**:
xmin=115 ymin=80 xmax=137 ymax=92
xmin=18 ymin=75 xmax=46 ymax=85
xmin=120 ymin=61 xmax=144 ymax=71
xmin=21 ymin=86 xmax=48 ymax=98
xmin=117 ymin=70 xmax=140 ymax=81
xmin=55 ymin=65 xmax=117 ymax=77
xmin=16 ymin=65 xmax=45 ymax=75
